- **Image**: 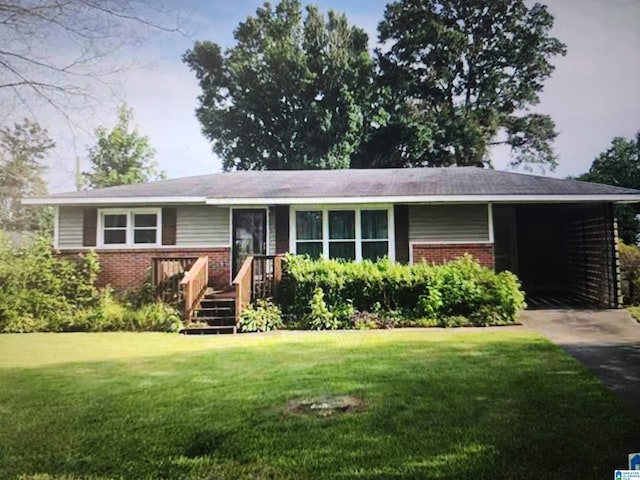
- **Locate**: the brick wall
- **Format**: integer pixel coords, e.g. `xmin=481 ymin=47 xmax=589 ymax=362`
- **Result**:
xmin=60 ymin=248 xmax=231 ymax=290
xmin=412 ymin=243 xmax=494 ymax=269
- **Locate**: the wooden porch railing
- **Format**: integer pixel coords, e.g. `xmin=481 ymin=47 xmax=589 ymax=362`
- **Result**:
xmin=233 ymin=254 xmax=284 ymax=325
xmin=252 ymin=255 xmax=283 ymax=300
xmin=233 ymin=255 xmax=254 ymax=326
xmin=152 ymin=257 xmax=199 ymax=304
xmin=180 ymin=256 xmax=209 ymax=323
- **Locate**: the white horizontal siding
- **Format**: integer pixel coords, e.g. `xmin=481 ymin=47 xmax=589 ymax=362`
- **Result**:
xmin=176 ymin=206 xmax=230 ymax=246
xmin=409 ymin=204 xmax=489 ymax=243
xmin=58 ymin=207 xmax=84 ymax=248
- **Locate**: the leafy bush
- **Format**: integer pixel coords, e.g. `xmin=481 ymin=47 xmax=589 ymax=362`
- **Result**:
xmin=0 ymin=233 xmax=101 ymax=332
xmin=239 ymin=299 xmax=282 ymax=332
xmin=279 ymin=253 xmax=526 ymax=328
xmin=306 ymin=288 xmax=340 ymax=330
xmin=0 ymin=233 xmax=181 ymax=333
xmin=619 ymin=241 xmax=640 ymax=305
xmin=131 ymin=302 xmax=182 ymax=332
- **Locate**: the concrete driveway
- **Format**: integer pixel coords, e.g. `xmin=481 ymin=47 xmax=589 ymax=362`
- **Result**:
xmin=521 ymin=309 xmax=640 ymax=416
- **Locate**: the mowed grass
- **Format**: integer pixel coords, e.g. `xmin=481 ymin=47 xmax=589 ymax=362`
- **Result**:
xmin=0 ymin=330 xmax=638 ymax=480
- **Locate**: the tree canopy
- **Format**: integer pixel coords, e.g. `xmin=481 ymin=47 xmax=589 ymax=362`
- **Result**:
xmin=0 ymin=119 xmax=54 ymax=232
xmin=83 ymin=104 xmax=164 ymax=189
xmin=353 ymin=0 xmax=567 ymax=169
xmin=576 ymin=133 xmax=640 ymax=244
xmin=183 ymin=0 xmax=375 ymax=171
xmin=186 ymin=0 xmax=566 ymax=171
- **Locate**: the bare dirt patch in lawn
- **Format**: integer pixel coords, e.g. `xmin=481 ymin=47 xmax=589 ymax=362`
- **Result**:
xmin=285 ymin=395 xmax=364 ymax=417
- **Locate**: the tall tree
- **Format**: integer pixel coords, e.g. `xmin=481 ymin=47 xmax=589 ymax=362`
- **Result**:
xmin=83 ymin=104 xmax=164 ymax=188
xmin=576 ymin=133 xmax=640 ymax=244
xmin=353 ymin=0 xmax=566 ymax=169
xmin=183 ymin=0 xmax=375 ymax=171
xmin=0 ymin=119 xmax=54 ymax=231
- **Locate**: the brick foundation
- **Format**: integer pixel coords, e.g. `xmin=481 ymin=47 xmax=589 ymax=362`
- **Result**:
xmin=60 ymin=248 xmax=231 ymax=290
xmin=412 ymin=243 xmax=494 ymax=269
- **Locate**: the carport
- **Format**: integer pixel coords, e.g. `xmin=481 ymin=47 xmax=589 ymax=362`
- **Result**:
xmin=493 ymin=203 xmax=619 ymax=309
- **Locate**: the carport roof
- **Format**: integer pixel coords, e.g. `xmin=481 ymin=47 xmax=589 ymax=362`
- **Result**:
xmin=23 ymin=167 xmax=640 ymax=205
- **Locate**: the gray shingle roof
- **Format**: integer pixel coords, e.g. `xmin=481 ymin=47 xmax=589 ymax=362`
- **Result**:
xmin=28 ymin=167 xmax=640 ymax=203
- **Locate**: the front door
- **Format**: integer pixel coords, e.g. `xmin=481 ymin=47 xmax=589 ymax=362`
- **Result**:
xmin=232 ymin=209 xmax=267 ymax=278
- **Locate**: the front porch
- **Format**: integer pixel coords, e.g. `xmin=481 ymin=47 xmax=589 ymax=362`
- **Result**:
xmin=152 ymin=254 xmax=283 ymax=334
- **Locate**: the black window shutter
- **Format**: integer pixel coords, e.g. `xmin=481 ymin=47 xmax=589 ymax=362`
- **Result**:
xmin=275 ymin=206 xmax=290 ymax=254
xmin=162 ymin=207 xmax=177 ymax=245
xmin=394 ymin=205 xmax=409 ymax=264
xmin=82 ymin=208 xmax=97 ymax=247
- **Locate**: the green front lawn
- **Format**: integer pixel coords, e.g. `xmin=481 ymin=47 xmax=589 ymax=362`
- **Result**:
xmin=0 ymin=330 xmax=637 ymax=479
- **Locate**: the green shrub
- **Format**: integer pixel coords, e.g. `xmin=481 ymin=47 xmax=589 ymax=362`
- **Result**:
xmin=619 ymin=241 xmax=640 ymax=305
xmin=131 ymin=302 xmax=182 ymax=332
xmin=0 ymin=233 xmax=101 ymax=333
xmin=0 ymin=233 xmax=182 ymax=333
xmin=438 ymin=315 xmax=472 ymax=328
xmin=279 ymin=253 xmax=526 ymax=328
xmin=306 ymin=288 xmax=339 ymax=330
xmin=239 ymin=299 xmax=282 ymax=333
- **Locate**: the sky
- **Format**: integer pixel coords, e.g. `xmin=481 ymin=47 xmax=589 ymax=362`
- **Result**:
xmin=12 ymin=0 xmax=640 ymax=193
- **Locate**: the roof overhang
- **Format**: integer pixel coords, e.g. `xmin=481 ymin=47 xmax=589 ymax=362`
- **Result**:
xmin=205 ymin=194 xmax=640 ymax=205
xmin=22 ymin=196 xmax=208 ymax=206
xmin=22 ymin=193 xmax=640 ymax=207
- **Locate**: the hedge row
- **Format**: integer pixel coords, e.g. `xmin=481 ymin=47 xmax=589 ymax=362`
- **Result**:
xmin=278 ymin=254 xmax=525 ymax=327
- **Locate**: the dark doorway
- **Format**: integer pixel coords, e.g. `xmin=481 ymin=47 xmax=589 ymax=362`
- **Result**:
xmin=232 ymin=209 xmax=266 ymax=278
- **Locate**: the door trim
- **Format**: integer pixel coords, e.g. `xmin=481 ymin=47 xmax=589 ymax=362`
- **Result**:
xmin=230 ymin=207 xmax=269 ymax=281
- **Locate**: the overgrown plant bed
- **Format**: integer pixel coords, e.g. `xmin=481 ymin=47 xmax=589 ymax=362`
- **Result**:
xmin=0 ymin=232 xmax=182 ymax=333
xmin=274 ymin=254 xmax=525 ymax=331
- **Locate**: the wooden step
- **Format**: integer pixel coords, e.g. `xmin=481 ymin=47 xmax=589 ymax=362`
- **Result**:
xmin=180 ymin=325 xmax=237 ymax=335
xmin=196 ymin=316 xmax=236 ymax=326
xmin=195 ymin=306 xmax=234 ymax=314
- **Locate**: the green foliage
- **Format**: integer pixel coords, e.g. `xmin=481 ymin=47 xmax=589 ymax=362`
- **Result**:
xmin=306 ymin=288 xmax=340 ymax=330
xmin=0 ymin=233 xmax=180 ymax=333
xmin=239 ymin=299 xmax=283 ymax=332
xmin=575 ymin=133 xmax=640 ymax=244
xmin=83 ymin=103 xmax=165 ymax=188
xmin=354 ymin=0 xmax=566 ymax=170
xmin=619 ymin=241 xmax=640 ymax=305
xmin=183 ymin=0 xmax=375 ymax=171
xmin=122 ymin=268 xmax=156 ymax=309
xmin=0 ymin=233 xmax=101 ymax=332
xmin=279 ymin=254 xmax=526 ymax=328
xmin=0 ymin=119 xmax=55 ymax=232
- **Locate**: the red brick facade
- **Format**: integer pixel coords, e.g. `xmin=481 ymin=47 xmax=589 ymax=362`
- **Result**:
xmin=412 ymin=243 xmax=494 ymax=269
xmin=60 ymin=248 xmax=231 ymax=290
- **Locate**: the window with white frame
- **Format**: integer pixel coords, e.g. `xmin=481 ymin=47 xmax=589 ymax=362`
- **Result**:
xmin=295 ymin=210 xmax=323 ymax=259
xmin=100 ymin=209 xmax=160 ymax=246
xmin=361 ymin=210 xmax=389 ymax=261
xmin=294 ymin=208 xmax=391 ymax=261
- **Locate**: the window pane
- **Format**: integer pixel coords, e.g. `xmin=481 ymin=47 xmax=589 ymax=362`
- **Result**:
xmin=134 ymin=213 xmax=157 ymax=228
xmin=362 ymin=241 xmax=389 ymax=261
xmin=329 ymin=211 xmax=355 ymax=239
xmin=296 ymin=211 xmax=322 ymax=240
xmin=329 ymin=241 xmax=355 ymax=261
xmin=296 ymin=242 xmax=323 ymax=259
xmin=134 ymin=229 xmax=157 ymax=244
xmin=104 ymin=214 xmax=127 ymax=228
xmin=361 ymin=210 xmax=388 ymax=239
xmin=104 ymin=229 xmax=126 ymax=244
